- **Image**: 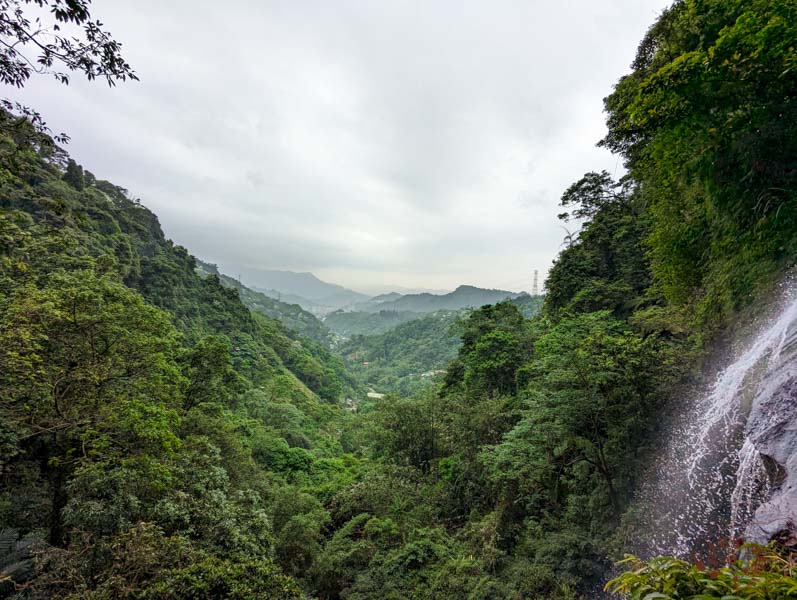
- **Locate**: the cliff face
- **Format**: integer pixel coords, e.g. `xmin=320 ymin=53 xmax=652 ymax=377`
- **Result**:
xmin=625 ymin=288 xmax=797 ymax=559
xmin=744 ymin=322 xmax=797 ymax=546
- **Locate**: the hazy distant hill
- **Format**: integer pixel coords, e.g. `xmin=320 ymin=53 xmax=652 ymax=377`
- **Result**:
xmin=196 ymin=261 xmax=333 ymax=346
xmin=227 ymin=267 xmax=369 ymax=310
xmin=350 ymin=292 xmax=404 ymax=312
xmin=356 ymin=286 xmax=450 ymax=296
xmin=361 ymin=284 xmax=522 ymax=313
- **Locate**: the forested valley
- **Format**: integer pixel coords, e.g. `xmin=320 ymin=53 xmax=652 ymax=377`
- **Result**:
xmin=2 ymin=0 xmax=797 ymax=598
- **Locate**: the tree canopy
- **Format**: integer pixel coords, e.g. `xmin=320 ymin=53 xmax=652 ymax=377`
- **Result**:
xmin=1 ymin=0 xmax=796 ymax=598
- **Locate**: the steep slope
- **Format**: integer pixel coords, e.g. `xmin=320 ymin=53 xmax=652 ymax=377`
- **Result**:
xmin=0 ymin=118 xmax=367 ymax=596
xmin=337 ymin=310 xmax=463 ymax=395
xmin=232 ymin=267 xmax=368 ymax=309
xmin=0 ymin=148 xmax=356 ymax=407
xmin=196 ymin=259 xmax=333 ymax=347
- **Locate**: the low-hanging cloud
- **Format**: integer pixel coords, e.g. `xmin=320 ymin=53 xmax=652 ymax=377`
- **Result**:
xmin=9 ymin=0 xmax=668 ymax=293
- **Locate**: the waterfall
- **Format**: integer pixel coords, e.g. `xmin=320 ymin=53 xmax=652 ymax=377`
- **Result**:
xmin=729 ymin=439 xmax=771 ymax=541
xmin=633 ymin=286 xmax=797 ymax=560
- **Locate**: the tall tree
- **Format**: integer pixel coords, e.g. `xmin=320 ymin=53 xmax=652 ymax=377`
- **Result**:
xmin=62 ymin=158 xmax=83 ymax=189
xmin=0 ymin=270 xmax=182 ymax=545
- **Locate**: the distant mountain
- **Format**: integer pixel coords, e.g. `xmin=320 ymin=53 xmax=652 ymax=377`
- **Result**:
xmin=355 ymin=285 xmax=451 ymax=296
xmin=196 ymin=261 xmax=333 ymax=346
xmin=371 ymin=292 xmax=403 ymax=303
xmin=317 ymin=288 xmax=370 ymax=309
xmin=350 ymin=292 xmax=404 ymax=313
xmin=225 ymin=267 xmax=369 ymax=310
xmin=254 ymin=287 xmax=325 ymax=311
xmin=360 ymin=285 xmax=522 ymax=313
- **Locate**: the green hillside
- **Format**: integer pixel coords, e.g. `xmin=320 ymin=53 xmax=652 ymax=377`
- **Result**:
xmin=338 ymin=310 xmax=464 ymax=395
xmin=1 ymin=1 xmax=796 ymax=598
xmin=196 ymin=259 xmax=333 ymax=347
xmin=338 ymin=297 xmax=544 ymax=396
xmin=0 ymin=117 xmax=362 ymax=596
xmin=324 ymin=309 xmax=422 ymax=337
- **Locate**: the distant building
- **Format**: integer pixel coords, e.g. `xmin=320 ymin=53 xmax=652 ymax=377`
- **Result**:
xmin=420 ymin=369 xmax=446 ymax=377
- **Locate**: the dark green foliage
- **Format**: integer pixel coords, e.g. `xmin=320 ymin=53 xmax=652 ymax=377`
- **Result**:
xmin=196 ymin=259 xmax=334 ymax=347
xmin=1 ymin=0 xmax=794 ymax=595
xmin=367 ymin=393 xmax=441 ymax=474
xmin=486 ymin=312 xmax=673 ymax=522
xmin=62 ymin=160 xmax=84 ymax=191
xmin=443 ymin=301 xmax=532 ymax=396
xmin=545 ymin=173 xmax=651 ymax=319
xmin=606 ymin=549 xmax=797 ymax=599
xmin=23 ymin=523 xmax=303 ymax=599
xmin=601 ymin=0 xmax=797 ymax=329
xmin=145 ymin=556 xmax=304 ymax=599
xmin=339 ymin=310 xmax=463 ymax=395
xmin=557 ymin=170 xmax=629 ymax=223
xmin=325 ymin=309 xmax=422 ymax=337
xmin=464 ymin=329 xmax=523 ymax=396
xmin=182 ymin=335 xmax=246 ymax=410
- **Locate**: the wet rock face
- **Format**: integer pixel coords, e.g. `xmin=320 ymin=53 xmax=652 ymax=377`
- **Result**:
xmin=744 ymin=326 xmax=797 ymax=546
xmin=627 ymin=291 xmax=797 ymax=558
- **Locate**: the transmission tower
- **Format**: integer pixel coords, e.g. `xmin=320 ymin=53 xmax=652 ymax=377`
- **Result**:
xmin=532 ymin=269 xmax=539 ymax=296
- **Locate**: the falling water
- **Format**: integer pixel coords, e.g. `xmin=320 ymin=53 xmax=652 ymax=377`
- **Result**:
xmin=633 ymin=285 xmax=797 ymax=560
xmin=729 ymin=440 xmax=771 ymax=541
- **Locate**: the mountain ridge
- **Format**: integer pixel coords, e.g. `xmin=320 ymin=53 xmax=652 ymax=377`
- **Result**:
xmin=223 ymin=266 xmax=369 ymax=310
xmin=358 ymin=284 xmax=524 ymax=313
xmin=195 ymin=260 xmax=333 ymax=346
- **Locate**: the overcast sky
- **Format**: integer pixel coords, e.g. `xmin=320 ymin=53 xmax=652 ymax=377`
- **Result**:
xmin=13 ymin=0 xmax=669 ymax=294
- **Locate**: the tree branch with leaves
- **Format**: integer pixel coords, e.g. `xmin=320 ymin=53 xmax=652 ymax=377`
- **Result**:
xmin=0 ymin=0 xmax=137 ymax=144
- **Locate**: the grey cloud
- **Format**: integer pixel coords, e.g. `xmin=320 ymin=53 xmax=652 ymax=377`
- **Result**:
xmin=9 ymin=0 xmax=668 ymax=291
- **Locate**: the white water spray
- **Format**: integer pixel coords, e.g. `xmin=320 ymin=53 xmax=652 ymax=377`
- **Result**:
xmin=636 ymin=286 xmax=797 ymax=558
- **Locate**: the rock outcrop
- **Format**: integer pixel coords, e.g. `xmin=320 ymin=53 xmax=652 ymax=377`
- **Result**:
xmin=744 ymin=323 xmax=797 ymax=546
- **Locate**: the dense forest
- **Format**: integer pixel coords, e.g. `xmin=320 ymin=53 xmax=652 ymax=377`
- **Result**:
xmin=324 ymin=309 xmax=422 ymax=338
xmin=337 ymin=294 xmax=543 ymax=397
xmin=195 ymin=260 xmax=334 ymax=348
xmin=337 ymin=310 xmax=463 ymax=395
xmin=1 ymin=0 xmax=796 ymax=598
